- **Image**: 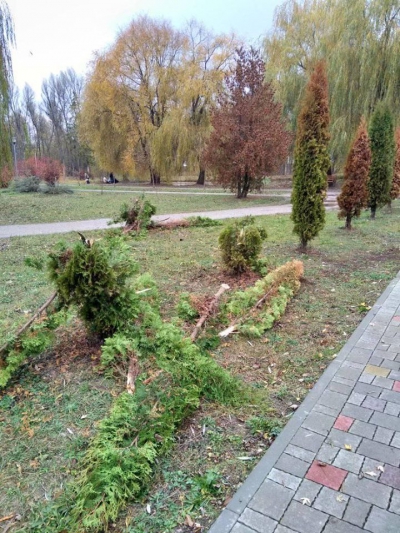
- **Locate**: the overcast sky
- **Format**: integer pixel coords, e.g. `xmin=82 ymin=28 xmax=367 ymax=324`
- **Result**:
xmin=7 ymin=0 xmax=283 ymax=99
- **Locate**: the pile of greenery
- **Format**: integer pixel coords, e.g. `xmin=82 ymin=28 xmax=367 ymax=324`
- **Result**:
xmin=112 ymin=196 xmax=156 ymax=232
xmin=224 ymin=260 xmax=304 ymax=337
xmin=10 ymin=176 xmax=73 ymax=194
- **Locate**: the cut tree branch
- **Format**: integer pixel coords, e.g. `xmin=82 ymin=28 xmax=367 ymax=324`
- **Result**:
xmin=0 ymin=292 xmax=57 ymax=358
xmin=126 ymin=356 xmax=140 ymax=394
xmin=191 ymin=283 xmax=230 ymax=341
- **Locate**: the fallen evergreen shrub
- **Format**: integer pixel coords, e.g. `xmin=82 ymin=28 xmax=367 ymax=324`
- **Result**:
xmin=10 ymin=176 xmax=41 ymax=193
xmin=224 ymin=260 xmax=304 ymax=337
xmin=112 ymin=196 xmax=156 ymax=233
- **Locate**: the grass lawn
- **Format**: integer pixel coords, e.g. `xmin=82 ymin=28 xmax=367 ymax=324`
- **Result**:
xmin=0 ymin=190 xmax=287 ymax=225
xmin=1 ymin=206 xmax=400 ymax=531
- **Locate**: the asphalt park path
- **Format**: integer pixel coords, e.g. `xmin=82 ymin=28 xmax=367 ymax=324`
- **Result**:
xmin=0 ymin=196 xmax=338 ymax=239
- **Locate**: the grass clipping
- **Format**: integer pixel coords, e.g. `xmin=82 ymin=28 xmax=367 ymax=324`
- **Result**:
xmin=220 ymin=260 xmax=304 ymax=337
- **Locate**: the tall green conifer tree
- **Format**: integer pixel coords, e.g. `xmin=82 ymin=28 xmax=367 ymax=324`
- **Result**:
xmin=368 ymin=102 xmax=395 ymax=219
xmin=291 ymin=61 xmax=330 ymax=250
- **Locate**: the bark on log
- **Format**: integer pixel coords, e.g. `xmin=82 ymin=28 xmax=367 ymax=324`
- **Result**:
xmin=191 ymin=284 xmax=230 ymax=341
xmin=0 ymin=292 xmax=57 ymax=358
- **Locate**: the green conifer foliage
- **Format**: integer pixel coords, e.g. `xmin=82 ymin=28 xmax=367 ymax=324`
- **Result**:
xmin=368 ymin=102 xmax=395 ymax=219
xmin=337 ymin=118 xmax=371 ymax=229
xmin=291 ymin=61 xmax=330 ymax=250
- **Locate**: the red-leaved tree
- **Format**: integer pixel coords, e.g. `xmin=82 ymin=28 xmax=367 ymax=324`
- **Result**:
xmin=337 ymin=118 xmax=371 ymax=229
xmin=390 ymin=127 xmax=400 ymax=208
xmin=18 ymin=157 xmax=62 ymax=185
xmin=204 ymin=47 xmax=291 ymax=198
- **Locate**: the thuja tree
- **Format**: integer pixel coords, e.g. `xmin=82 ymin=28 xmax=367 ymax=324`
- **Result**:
xmin=337 ymin=118 xmax=371 ymax=229
xmin=291 ymin=61 xmax=330 ymax=250
xmin=368 ymin=102 xmax=395 ymax=219
xmin=204 ymin=47 xmax=291 ymax=198
xmin=389 ymin=127 xmax=400 ymax=209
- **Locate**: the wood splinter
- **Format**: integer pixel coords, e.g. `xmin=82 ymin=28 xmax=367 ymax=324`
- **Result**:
xmin=191 ymin=283 xmax=230 ymax=342
xmin=126 ymin=356 xmax=140 ymax=394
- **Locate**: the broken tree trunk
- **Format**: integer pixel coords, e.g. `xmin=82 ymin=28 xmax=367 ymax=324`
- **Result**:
xmin=0 ymin=291 xmax=57 ymax=359
xmin=191 ymin=284 xmax=230 ymax=342
xmin=126 ymin=356 xmax=140 ymax=394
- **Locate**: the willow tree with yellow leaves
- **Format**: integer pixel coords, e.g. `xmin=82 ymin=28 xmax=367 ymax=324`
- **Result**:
xmin=264 ymin=0 xmax=400 ymax=167
xmin=80 ymin=16 xmax=237 ymax=183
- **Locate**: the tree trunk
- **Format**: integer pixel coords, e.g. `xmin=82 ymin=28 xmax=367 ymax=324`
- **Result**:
xmin=345 ymin=213 xmax=352 ymax=230
xmin=196 ymin=168 xmax=205 ymax=185
xmin=236 ymin=174 xmax=250 ymax=198
xmin=371 ymin=205 xmax=376 ymax=219
xmin=150 ymin=169 xmax=160 ymax=186
xmin=299 ymin=237 xmax=308 ymax=252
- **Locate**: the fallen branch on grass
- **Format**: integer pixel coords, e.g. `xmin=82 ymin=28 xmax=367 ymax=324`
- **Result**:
xmin=191 ymin=283 xmax=230 ymax=341
xmin=0 ymin=291 xmax=57 ymax=358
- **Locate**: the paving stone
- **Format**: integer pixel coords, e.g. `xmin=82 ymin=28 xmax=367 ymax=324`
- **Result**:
xmin=359 ymin=373 xmax=375 ymax=384
xmin=333 ymin=375 xmax=357 ymax=387
xmin=369 ymin=356 xmax=384 ymax=366
xmin=354 ymin=381 xmax=381 ymax=397
xmin=291 ymin=428 xmax=325 ymax=452
xmin=237 ymin=508 xmax=277 ymax=533
xmin=231 ymin=524 xmax=255 ymax=533
xmin=333 ymin=449 xmax=364 ymax=474
xmin=316 ymin=443 xmax=340 ymax=464
xmin=379 ymin=464 xmax=400 ymax=490
xmin=248 ymin=480 xmax=293 ymax=521
xmin=313 ymin=403 xmax=340 ymax=417
xmin=379 ymin=359 xmax=400 ymax=371
xmin=372 ymin=376 xmax=395 ymax=389
xmin=394 ymin=381 xmax=400 ymax=392
xmin=285 ymin=444 xmax=315 ymax=463
xmin=364 ymin=505 xmax=400 ymax=533
xmin=389 ymin=370 xmax=400 ymax=381
xmin=374 ymin=349 xmax=397 ymax=360
xmin=365 ymin=364 xmax=390 ymax=377
xmin=302 ymin=411 xmax=335 ymax=436
xmin=267 ymin=468 xmax=301 ymax=491
xmin=380 ymin=389 xmax=400 ymax=405
xmin=335 ymin=366 xmax=362 ymax=382
xmin=370 ymin=411 xmax=400 ymax=432
xmin=348 ymin=348 xmax=373 ymax=364
xmin=280 ymin=500 xmax=328 ymax=533
xmin=343 ymin=497 xmax=371 ymax=527
xmin=305 ymin=460 xmax=347 ymax=490
xmin=342 ymin=472 xmax=392 ymax=508
xmin=341 ymin=403 xmax=373 ymax=422
xmin=374 ymin=426 xmax=394 ymax=445
xmin=348 ymin=392 xmax=366 ymax=406
xmin=293 ymin=479 xmax=322 ymax=505
xmin=357 ymin=437 xmax=400 ymax=467
xmin=362 ymin=457 xmax=384 ymax=481
xmin=209 ymin=509 xmax=238 ymax=533
xmin=313 ymin=486 xmax=349 ymax=518
xmin=329 ymin=381 xmax=353 ymax=396
xmin=356 ymin=337 xmax=380 ymax=351
xmin=319 ymin=390 xmax=348 ymax=411
xmin=274 ymin=453 xmax=310 ymax=478
xmin=327 ymin=428 xmax=362 ymax=450
xmin=362 ymin=396 xmax=386 ymax=412
xmin=391 ymin=432 xmax=400 ymax=449
xmin=384 ymin=402 xmax=400 ymax=416
xmin=389 ymin=489 xmax=400 ymax=515
xmin=333 ymin=415 xmax=354 ymax=432
xmin=322 ymin=516 xmax=364 ymax=533
xmin=275 ymin=526 xmax=298 ymax=533
xmin=349 ymin=420 xmax=376 ymax=439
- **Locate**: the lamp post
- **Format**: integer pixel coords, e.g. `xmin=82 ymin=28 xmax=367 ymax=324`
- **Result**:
xmin=12 ymin=138 xmax=17 ymax=178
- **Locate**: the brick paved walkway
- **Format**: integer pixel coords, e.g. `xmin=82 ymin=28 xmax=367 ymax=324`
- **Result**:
xmin=209 ymin=273 xmax=400 ymax=533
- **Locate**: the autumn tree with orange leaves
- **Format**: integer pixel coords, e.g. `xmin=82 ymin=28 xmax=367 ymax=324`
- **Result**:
xmin=337 ymin=118 xmax=371 ymax=229
xmin=204 ymin=47 xmax=291 ymax=198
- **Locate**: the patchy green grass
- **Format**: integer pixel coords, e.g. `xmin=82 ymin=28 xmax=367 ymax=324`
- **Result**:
xmin=0 ymin=190 xmax=287 ymax=225
xmin=1 ymin=206 xmax=400 ymax=530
